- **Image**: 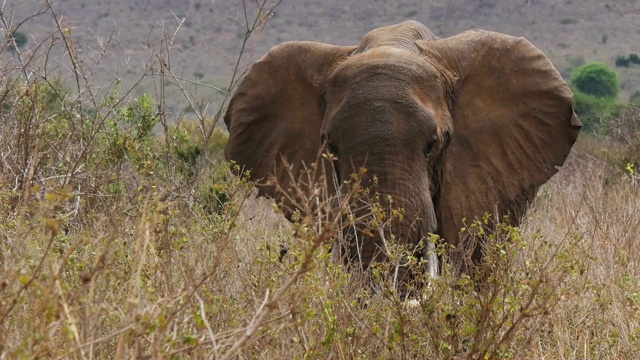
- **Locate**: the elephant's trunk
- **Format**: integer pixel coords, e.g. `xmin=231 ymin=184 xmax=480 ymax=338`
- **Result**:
xmin=336 ymin=161 xmax=437 ymax=290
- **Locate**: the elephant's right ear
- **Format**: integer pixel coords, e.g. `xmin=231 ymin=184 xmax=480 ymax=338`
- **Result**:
xmin=419 ymin=30 xmax=581 ymax=252
xmin=224 ymin=41 xmax=356 ymax=214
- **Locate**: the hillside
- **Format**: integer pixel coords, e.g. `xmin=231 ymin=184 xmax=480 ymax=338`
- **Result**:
xmin=7 ymin=0 xmax=640 ymax=115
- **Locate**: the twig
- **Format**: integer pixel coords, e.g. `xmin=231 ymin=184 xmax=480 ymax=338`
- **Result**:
xmin=53 ymin=324 xmax=136 ymax=360
xmin=196 ymin=293 xmax=219 ymax=358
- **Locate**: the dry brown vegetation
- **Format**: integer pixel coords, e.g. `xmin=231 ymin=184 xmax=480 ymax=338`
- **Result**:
xmin=1 ymin=1 xmax=640 ymax=359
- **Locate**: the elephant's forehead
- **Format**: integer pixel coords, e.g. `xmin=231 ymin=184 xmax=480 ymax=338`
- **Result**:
xmin=330 ymin=47 xmax=441 ymax=88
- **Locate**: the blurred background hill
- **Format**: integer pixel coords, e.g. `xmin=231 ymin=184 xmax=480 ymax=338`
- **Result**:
xmin=7 ymin=0 xmax=640 ymax=118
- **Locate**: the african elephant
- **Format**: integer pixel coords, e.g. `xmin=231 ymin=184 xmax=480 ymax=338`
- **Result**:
xmin=224 ymin=20 xmax=581 ymax=284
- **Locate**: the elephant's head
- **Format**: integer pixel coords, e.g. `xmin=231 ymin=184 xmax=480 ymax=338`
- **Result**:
xmin=224 ymin=21 xmax=581 ymax=278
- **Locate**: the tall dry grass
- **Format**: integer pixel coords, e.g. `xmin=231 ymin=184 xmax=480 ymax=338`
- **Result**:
xmin=1 ymin=1 xmax=640 ymax=359
xmin=522 ymin=136 xmax=640 ymax=359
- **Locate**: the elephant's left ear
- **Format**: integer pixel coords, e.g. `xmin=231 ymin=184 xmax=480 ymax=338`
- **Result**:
xmin=224 ymin=41 xmax=356 ymax=216
xmin=419 ymin=30 xmax=582 ymax=244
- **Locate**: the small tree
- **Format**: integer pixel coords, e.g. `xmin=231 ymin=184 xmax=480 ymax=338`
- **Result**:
xmin=571 ymin=91 xmax=619 ymax=133
xmin=615 ymin=55 xmax=630 ymax=68
xmin=571 ymin=62 xmax=620 ymax=99
xmin=570 ymin=62 xmax=620 ymax=133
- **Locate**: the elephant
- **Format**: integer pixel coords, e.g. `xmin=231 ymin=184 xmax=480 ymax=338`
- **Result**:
xmin=223 ymin=20 xmax=581 ymax=286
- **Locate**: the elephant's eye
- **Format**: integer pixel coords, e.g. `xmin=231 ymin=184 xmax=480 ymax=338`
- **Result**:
xmin=443 ymin=130 xmax=452 ymax=145
xmin=424 ymin=134 xmax=438 ymax=158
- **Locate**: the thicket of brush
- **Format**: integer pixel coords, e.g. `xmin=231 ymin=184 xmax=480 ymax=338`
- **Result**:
xmin=1 ymin=2 xmax=639 ymax=359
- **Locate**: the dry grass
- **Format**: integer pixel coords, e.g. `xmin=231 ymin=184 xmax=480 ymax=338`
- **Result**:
xmin=5 ymin=134 xmax=640 ymax=359
xmin=521 ymin=137 xmax=640 ymax=359
xmin=2 ymin=2 xmax=640 ymax=359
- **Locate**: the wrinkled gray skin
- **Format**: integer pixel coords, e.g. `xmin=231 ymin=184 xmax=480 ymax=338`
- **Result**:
xmin=224 ymin=20 xmax=581 ymax=290
xmin=323 ymin=22 xmax=447 ymax=281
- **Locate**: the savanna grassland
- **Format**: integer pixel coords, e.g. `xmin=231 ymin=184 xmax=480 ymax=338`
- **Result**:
xmin=1 ymin=1 xmax=640 ymax=359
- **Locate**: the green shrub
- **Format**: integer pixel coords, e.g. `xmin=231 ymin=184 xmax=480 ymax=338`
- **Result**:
xmin=571 ymin=62 xmax=621 ymax=133
xmin=104 ymin=93 xmax=159 ymax=173
xmin=167 ymin=120 xmax=228 ymax=176
xmin=571 ymin=62 xmax=620 ymax=99
xmin=165 ymin=120 xmax=230 ymax=212
xmin=572 ymin=91 xmax=620 ymax=133
xmin=615 ymin=55 xmax=630 ymax=68
xmin=615 ymin=53 xmax=640 ymax=68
